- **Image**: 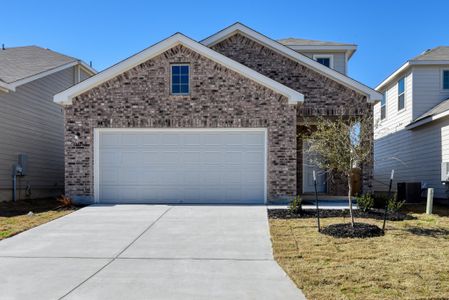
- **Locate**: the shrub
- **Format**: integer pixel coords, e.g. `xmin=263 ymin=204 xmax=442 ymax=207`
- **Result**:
xmin=57 ymin=195 xmax=74 ymax=209
xmin=356 ymin=193 xmax=374 ymax=212
xmin=387 ymin=194 xmax=405 ymax=212
xmin=289 ymin=195 xmax=303 ymax=214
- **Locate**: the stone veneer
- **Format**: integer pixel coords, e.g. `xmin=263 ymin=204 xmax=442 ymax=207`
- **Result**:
xmin=64 ymin=45 xmax=297 ymax=202
xmin=212 ymin=33 xmax=374 ymax=195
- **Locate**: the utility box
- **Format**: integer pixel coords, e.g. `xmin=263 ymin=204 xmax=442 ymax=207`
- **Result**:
xmin=17 ymin=154 xmax=28 ymax=176
xmin=397 ymin=182 xmax=422 ymax=203
xmin=442 ymin=162 xmax=449 ymax=182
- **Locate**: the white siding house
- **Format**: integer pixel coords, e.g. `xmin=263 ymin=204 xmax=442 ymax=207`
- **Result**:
xmin=374 ymin=47 xmax=449 ymax=199
xmin=0 ymin=46 xmax=95 ymax=201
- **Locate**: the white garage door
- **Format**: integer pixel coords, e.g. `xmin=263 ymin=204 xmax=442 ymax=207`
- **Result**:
xmin=94 ymin=129 xmax=266 ymax=204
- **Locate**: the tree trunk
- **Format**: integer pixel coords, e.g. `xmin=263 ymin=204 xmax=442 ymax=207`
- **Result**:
xmin=348 ymin=175 xmax=355 ymax=227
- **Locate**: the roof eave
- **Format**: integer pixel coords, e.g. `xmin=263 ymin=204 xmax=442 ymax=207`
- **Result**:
xmin=0 ymin=81 xmax=12 ymax=92
xmin=375 ymin=62 xmax=411 ymax=91
xmin=406 ymin=110 xmax=449 ymax=130
xmin=79 ymin=61 xmax=97 ymax=76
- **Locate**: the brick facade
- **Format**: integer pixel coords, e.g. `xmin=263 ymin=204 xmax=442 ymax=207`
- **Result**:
xmin=64 ymin=45 xmax=297 ymax=202
xmin=211 ymin=33 xmax=374 ymax=195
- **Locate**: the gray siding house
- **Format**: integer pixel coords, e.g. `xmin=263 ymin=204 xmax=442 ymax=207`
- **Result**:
xmin=374 ymin=46 xmax=449 ymax=199
xmin=54 ymin=23 xmax=381 ymax=204
xmin=0 ymin=46 xmax=95 ymax=201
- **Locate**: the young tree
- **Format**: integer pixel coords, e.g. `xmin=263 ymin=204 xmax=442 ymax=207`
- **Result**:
xmin=302 ymin=115 xmax=373 ymax=227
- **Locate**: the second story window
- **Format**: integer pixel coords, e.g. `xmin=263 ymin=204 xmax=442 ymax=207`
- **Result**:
xmin=381 ymin=91 xmax=386 ymax=120
xmin=313 ymin=55 xmax=333 ymax=69
xmin=398 ymin=77 xmax=405 ymax=111
xmin=443 ymin=70 xmax=449 ymax=90
xmin=171 ymin=64 xmax=189 ymax=95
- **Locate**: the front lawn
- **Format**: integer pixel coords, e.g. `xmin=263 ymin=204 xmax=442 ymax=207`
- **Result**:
xmin=269 ymin=204 xmax=449 ymax=300
xmin=0 ymin=198 xmax=76 ymax=240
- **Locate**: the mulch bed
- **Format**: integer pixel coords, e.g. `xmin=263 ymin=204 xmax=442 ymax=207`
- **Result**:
xmin=268 ymin=208 xmax=414 ymax=221
xmin=320 ymin=222 xmax=384 ymax=238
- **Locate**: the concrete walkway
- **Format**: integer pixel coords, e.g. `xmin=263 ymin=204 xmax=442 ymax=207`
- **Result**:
xmin=0 ymin=205 xmax=305 ymax=300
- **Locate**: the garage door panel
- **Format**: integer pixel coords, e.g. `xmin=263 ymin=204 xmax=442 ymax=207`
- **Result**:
xmin=161 ymin=134 xmax=181 ymax=145
xmin=121 ymin=134 xmax=141 ymax=145
xmin=244 ymin=151 xmax=264 ymax=162
xmin=182 ymin=151 xmax=201 ymax=163
xmin=99 ymin=151 xmax=119 ymax=166
xmin=97 ymin=130 xmax=266 ymax=204
xmin=121 ymin=151 xmax=141 ymax=165
xmin=142 ymin=134 xmax=162 ymax=145
xmin=245 ymin=133 xmax=265 ymax=145
xmin=100 ymin=134 xmax=121 ymax=147
xmin=182 ymin=134 xmax=201 ymax=145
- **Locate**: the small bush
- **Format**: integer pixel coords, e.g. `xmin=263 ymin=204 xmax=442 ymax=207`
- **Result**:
xmin=387 ymin=194 xmax=405 ymax=212
xmin=289 ymin=195 xmax=303 ymax=214
xmin=57 ymin=195 xmax=74 ymax=209
xmin=356 ymin=193 xmax=374 ymax=212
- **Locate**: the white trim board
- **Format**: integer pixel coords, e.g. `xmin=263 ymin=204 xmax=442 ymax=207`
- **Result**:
xmin=54 ymin=33 xmax=304 ymax=105
xmin=93 ymin=128 xmax=268 ymax=204
xmin=201 ymin=22 xmax=382 ymax=102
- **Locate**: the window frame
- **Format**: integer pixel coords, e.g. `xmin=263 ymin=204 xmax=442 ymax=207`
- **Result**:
xmin=312 ymin=54 xmax=334 ymax=69
xmin=380 ymin=90 xmax=387 ymax=120
xmin=170 ymin=63 xmax=190 ymax=96
xmin=397 ymin=77 xmax=405 ymax=111
xmin=442 ymin=69 xmax=449 ymax=90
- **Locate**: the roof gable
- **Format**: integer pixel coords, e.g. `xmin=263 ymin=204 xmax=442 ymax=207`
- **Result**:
xmin=54 ymin=33 xmax=303 ymax=105
xmin=201 ymin=23 xmax=381 ymax=102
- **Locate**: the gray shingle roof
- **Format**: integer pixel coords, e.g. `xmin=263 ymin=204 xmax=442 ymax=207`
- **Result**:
xmin=414 ymin=98 xmax=449 ymax=122
xmin=0 ymin=46 xmax=77 ymax=84
xmin=277 ymin=37 xmax=355 ymax=47
xmin=411 ymin=46 xmax=449 ymax=61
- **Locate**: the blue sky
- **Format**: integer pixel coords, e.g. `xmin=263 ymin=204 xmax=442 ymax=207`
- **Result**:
xmin=2 ymin=0 xmax=448 ymax=88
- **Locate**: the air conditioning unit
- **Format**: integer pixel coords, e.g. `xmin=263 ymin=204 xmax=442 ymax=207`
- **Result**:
xmin=442 ymin=162 xmax=449 ymax=183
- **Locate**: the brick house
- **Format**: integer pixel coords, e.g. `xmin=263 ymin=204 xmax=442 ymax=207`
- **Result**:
xmin=54 ymin=23 xmax=381 ymax=204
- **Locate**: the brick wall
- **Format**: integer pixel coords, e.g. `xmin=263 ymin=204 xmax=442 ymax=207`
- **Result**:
xmin=64 ymin=45 xmax=297 ymax=202
xmin=212 ymin=33 xmax=374 ymax=195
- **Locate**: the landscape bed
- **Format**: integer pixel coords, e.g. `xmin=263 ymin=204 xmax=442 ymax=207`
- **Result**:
xmin=0 ymin=198 xmax=76 ymax=240
xmin=268 ymin=204 xmax=449 ymax=299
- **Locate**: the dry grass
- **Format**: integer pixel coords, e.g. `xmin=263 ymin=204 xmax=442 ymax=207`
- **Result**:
xmin=0 ymin=198 xmax=76 ymax=240
xmin=269 ymin=204 xmax=449 ymax=300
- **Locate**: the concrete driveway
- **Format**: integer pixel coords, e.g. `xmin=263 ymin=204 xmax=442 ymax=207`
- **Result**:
xmin=0 ymin=205 xmax=305 ymax=300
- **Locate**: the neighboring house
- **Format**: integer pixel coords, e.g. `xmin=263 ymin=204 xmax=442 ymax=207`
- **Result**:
xmin=374 ymin=46 xmax=449 ymax=199
xmin=0 ymin=46 xmax=95 ymax=201
xmin=54 ymin=22 xmax=381 ymax=204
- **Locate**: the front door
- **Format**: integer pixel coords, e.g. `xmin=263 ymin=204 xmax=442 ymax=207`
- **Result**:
xmin=302 ymin=140 xmax=326 ymax=193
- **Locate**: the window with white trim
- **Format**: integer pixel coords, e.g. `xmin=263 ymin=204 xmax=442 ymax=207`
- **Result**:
xmin=381 ymin=91 xmax=386 ymax=120
xmin=443 ymin=70 xmax=449 ymax=90
xmin=171 ymin=64 xmax=189 ymax=95
xmin=398 ymin=77 xmax=405 ymax=111
xmin=313 ymin=55 xmax=333 ymax=69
